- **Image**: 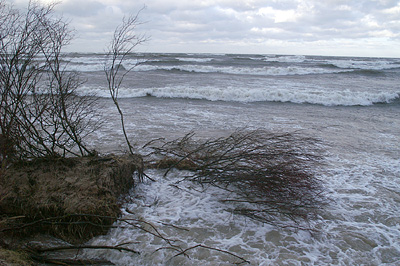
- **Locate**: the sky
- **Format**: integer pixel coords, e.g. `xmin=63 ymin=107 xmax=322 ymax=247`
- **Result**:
xmin=10 ymin=0 xmax=400 ymax=57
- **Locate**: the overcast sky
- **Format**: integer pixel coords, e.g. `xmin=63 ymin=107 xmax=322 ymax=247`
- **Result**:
xmin=11 ymin=0 xmax=400 ymax=57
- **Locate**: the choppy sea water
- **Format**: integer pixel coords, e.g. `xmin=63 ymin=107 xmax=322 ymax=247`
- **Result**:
xmin=65 ymin=53 xmax=399 ymax=265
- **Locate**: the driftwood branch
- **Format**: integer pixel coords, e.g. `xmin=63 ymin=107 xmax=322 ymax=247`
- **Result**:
xmin=148 ymin=129 xmax=326 ymax=228
xmin=2 ymin=212 xmax=249 ymax=264
xmin=34 ymin=244 xmax=140 ymax=255
xmin=170 ymin=244 xmax=250 ymax=265
xmin=28 ymin=254 xmax=115 ymax=266
xmin=0 ymin=214 xmax=117 ymax=233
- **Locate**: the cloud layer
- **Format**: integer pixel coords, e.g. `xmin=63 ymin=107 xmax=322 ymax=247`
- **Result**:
xmin=11 ymin=0 xmax=400 ymax=57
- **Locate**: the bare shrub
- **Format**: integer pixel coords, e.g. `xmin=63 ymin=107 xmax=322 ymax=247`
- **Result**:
xmin=148 ymin=129 xmax=326 ymax=227
xmin=0 ymin=1 xmax=99 ymax=163
xmin=104 ymin=8 xmax=148 ymax=180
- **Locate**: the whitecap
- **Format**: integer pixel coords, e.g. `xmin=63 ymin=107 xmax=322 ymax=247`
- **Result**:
xmin=76 ymin=85 xmax=400 ymax=106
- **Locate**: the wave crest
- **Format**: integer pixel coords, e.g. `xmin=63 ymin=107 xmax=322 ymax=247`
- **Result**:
xmin=77 ymin=86 xmax=400 ymax=106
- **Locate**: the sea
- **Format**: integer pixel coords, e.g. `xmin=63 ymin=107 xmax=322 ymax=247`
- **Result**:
xmin=65 ymin=53 xmax=399 ymax=265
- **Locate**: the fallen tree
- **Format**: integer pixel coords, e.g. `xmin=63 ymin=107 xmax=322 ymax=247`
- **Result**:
xmin=147 ymin=129 xmax=326 ymax=228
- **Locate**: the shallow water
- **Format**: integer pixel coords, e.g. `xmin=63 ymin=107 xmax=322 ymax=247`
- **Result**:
xmin=63 ymin=53 xmax=400 ymax=265
xmin=79 ymin=96 xmax=400 ymax=266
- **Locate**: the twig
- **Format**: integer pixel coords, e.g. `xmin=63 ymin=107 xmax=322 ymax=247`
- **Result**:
xmin=161 ymin=222 xmax=190 ymax=232
xmin=170 ymin=244 xmax=250 ymax=265
xmin=0 ymin=214 xmax=117 ymax=233
xmin=34 ymin=244 xmax=140 ymax=255
xmin=148 ymin=129 xmax=326 ymax=228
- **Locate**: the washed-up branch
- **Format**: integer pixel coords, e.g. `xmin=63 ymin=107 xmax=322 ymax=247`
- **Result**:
xmin=33 ymin=244 xmax=140 ymax=255
xmin=1 ymin=212 xmax=249 ymax=264
xmin=148 ymin=129 xmax=326 ymax=227
xmin=170 ymin=244 xmax=250 ymax=265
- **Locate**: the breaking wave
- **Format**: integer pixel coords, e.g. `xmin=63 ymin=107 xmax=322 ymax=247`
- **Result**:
xmin=62 ymin=53 xmax=400 ymax=77
xmin=326 ymin=59 xmax=400 ymax=70
xmin=77 ymin=86 xmax=400 ymax=106
xmin=66 ymin=63 xmax=351 ymax=75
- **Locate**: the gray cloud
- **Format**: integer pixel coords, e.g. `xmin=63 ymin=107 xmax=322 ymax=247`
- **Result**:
xmin=10 ymin=0 xmax=400 ymax=57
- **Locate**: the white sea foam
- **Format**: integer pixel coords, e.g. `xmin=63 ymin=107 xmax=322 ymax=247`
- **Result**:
xmin=77 ymin=85 xmax=400 ymax=106
xmin=63 ymin=56 xmax=144 ymax=72
xmin=64 ymin=53 xmax=400 ymax=266
xmin=264 ymin=55 xmax=307 ymax=63
xmin=61 ymin=54 xmax=400 ymax=74
xmin=83 ymin=152 xmax=400 ymax=265
xmin=64 ymin=55 xmax=105 ymax=64
xmin=328 ymin=58 xmax=400 ymax=70
xmin=134 ymin=64 xmax=349 ymax=75
xmin=75 ymin=78 xmax=400 ymax=265
xmin=176 ymin=57 xmax=214 ymax=62
xmin=64 ymin=61 xmax=350 ymax=75
xmin=66 ymin=63 xmax=104 ymax=72
xmin=83 ymin=170 xmax=312 ymax=265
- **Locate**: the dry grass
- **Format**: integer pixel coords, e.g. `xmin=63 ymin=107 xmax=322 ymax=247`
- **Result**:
xmin=0 ymin=248 xmax=33 ymax=266
xmin=0 ymin=155 xmax=136 ymax=244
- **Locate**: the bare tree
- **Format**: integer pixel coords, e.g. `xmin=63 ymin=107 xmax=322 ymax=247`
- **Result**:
xmin=38 ymin=9 xmax=101 ymax=157
xmin=104 ymin=9 xmax=147 ymax=179
xmin=0 ymin=1 xmax=99 ymax=165
xmin=104 ymin=9 xmax=146 ymax=154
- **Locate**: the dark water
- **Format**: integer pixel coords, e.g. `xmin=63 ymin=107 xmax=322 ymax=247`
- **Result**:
xmin=67 ymin=53 xmax=399 ymax=106
xmin=63 ymin=53 xmax=400 ymax=265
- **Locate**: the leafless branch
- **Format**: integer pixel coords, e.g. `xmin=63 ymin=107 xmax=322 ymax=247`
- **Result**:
xmin=0 ymin=1 xmax=99 ymax=163
xmin=104 ymin=7 xmax=148 ymax=180
xmin=34 ymin=244 xmax=140 ymax=255
xmin=148 ymin=129 xmax=326 ymax=228
xmin=2 ymin=212 xmax=249 ymax=264
xmin=170 ymin=244 xmax=250 ymax=265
